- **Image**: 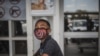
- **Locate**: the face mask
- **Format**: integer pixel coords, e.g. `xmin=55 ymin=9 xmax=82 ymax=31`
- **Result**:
xmin=34 ymin=28 xmax=48 ymax=40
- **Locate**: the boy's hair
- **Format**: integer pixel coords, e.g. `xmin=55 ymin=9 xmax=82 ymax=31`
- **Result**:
xmin=35 ymin=19 xmax=51 ymax=28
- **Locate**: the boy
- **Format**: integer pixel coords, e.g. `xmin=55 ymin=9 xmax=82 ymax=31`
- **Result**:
xmin=34 ymin=19 xmax=63 ymax=56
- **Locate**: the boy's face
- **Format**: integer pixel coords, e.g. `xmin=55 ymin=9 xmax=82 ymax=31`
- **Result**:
xmin=34 ymin=21 xmax=51 ymax=40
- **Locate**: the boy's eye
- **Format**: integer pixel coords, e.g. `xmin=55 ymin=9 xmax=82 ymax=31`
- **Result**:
xmin=34 ymin=28 xmax=49 ymax=31
xmin=35 ymin=28 xmax=46 ymax=30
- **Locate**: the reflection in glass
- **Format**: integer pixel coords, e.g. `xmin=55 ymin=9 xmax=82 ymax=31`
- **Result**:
xmin=15 ymin=41 xmax=27 ymax=54
xmin=0 ymin=41 xmax=9 ymax=54
xmin=13 ymin=21 xmax=27 ymax=36
xmin=72 ymin=19 xmax=87 ymax=31
xmin=73 ymin=20 xmax=86 ymax=27
xmin=64 ymin=15 xmax=99 ymax=32
xmin=0 ymin=21 xmax=9 ymax=37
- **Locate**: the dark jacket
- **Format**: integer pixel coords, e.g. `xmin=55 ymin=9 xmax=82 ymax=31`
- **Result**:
xmin=34 ymin=35 xmax=63 ymax=56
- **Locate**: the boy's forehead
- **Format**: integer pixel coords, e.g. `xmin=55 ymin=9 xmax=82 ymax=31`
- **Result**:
xmin=36 ymin=21 xmax=48 ymax=26
xmin=35 ymin=20 xmax=50 ymax=29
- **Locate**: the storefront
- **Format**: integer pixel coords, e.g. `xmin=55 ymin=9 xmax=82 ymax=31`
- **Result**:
xmin=0 ymin=0 xmax=99 ymax=56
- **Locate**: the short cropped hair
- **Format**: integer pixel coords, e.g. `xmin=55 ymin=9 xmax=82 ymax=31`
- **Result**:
xmin=35 ymin=19 xmax=50 ymax=28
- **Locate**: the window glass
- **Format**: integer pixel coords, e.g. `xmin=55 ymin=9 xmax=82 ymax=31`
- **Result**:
xmin=0 ymin=41 xmax=9 ymax=54
xmin=15 ymin=40 xmax=27 ymax=54
xmin=0 ymin=21 xmax=9 ymax=37
xmin=65 ymin=37 xmax=98 ymax=56
xmin=13 ymin=21 xmax=27 ymax=37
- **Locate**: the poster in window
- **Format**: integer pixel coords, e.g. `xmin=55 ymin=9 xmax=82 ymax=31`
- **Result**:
xmin=31 ymin=0 xmax=54 ymax=15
